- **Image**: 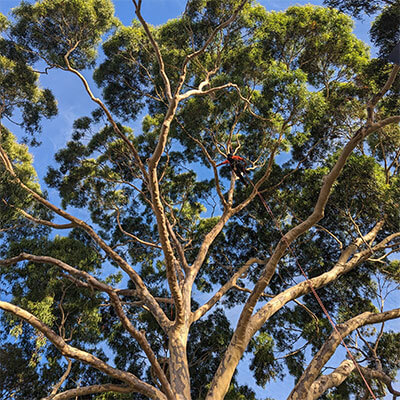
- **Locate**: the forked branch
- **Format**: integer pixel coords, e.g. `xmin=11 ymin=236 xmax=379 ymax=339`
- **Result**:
xmin=288 ymin=308 xmax=400 ymax=400
xmin=0 ymin=301 xmax=167 ymax=400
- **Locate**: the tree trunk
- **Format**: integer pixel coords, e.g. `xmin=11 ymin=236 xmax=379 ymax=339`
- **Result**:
xmin=169 ymin=326 xmax=191 ymax=400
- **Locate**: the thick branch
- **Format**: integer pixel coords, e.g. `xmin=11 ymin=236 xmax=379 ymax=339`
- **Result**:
xmin=0 ymin=253 xmax=173 ymax=398
xmin=148 ymin=145 xmax=185 ymax=326
xmin=308 ymin=359 xmax=355 ymax=400
xmin=288 ymin=308 xmax=400 ymax=400
xmin=0 ymin=301 xmax=167 ymax=400
xmin=307 ymin=362 xmax=400 ymax=400
xmin=191 ymin=209 xmax=233 ymax=275
xmin=46 ymin=384 xmax=133 ymax=400
xmin=205 ymin=217 xmax=391 ymax=399
xmin=251 ymin=223 xmax=397 ymax=336
xmin=235 ymin=129 xmax=368 ymax=336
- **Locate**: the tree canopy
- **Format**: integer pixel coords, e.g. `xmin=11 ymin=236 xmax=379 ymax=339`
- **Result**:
xmin=0 ymin=1 xmax=399 ymax=399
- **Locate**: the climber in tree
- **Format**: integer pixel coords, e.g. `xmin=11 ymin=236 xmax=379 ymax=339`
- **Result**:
xmin=217 ymin=153 xmax=248 ymax=186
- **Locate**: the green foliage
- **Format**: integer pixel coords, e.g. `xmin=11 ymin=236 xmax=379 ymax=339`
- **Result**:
xmin=249 ymin=332 xmax=281 ymax=387
xmin=0 ymin=127 xmax=43 ymax=234
xmin=370 ymin=1 xmax=400 ymax=57
xmin=11 ymin=0 xmax=118 ymax=69
xmin=0 ymin=342 xmax=46 ymax=399
xmin=324 ymin=0 xmax=400 ymax=58
xmin=323 ymin=0 xmax=388 ymax=17
xmin=0 ymin=19 xmax=57 ymax=139
xmin=0 ymin=13 xmax=8 ymax=32
xmin=1 ymin=1 xmax=399 ymax=399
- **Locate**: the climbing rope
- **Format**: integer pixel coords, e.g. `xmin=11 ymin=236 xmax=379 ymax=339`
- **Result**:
xmin=242 ymin=173 xmax=377 ymax=399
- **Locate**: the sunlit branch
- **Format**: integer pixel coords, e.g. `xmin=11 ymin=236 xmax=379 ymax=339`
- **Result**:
xmin=250 ymin=220 xmax=389 ymax=335
xmin=0 ymin=301 xmax=167 ymax=400
xmin=0 ymin=144 xmax=170 ymax=329
xmin=308 ymin=359 xmax=355 ymax=400
xmin=176 ymin=0 xmax=249 ymax=96
xmin=45 ymin=384 xmax=134 ymax=400
xmin=62 ymin=45 xmax=148 ymax=181
xmin=191 ymin=258 xmax=267 ymax=323
xmin=179 ymin=82 xmax=235 ymax=100
xmin=0 ymin=253 xmax=173 ymax=397
xmin=288 ymin=308 xmax=400 ymax=399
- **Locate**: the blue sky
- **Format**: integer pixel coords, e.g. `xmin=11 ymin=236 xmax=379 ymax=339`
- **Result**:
xmin=0 ymin=1 xmax=396 ymax=399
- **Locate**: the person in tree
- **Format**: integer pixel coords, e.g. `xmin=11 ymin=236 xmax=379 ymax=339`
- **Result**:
xmin=217 ymin=153 xmax=248 ymax=185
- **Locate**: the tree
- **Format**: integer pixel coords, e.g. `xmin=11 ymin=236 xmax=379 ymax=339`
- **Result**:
xmin=0 ymin=1 xmax=399 ymax=399
xmin=324 ymin=0 xmax=400 ymax=57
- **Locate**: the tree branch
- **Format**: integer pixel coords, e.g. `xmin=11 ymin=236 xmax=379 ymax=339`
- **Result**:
xmin=62 ymin=47 xmax=148 ymax=181
xmin=179 ymin=82 xmax=235 ymax=100
xmin=16 ymin=207 xmax=76 ymax=230
xmin=205 ymin=217 xmax=388 ymax=399
xmin=288 ymin=308 xmax=400 ymax=399
xmin=115 ymin=206 xmax=162 ymax=249
xmin=0 ymin=301 xmax=167 ymax=400
xmin=0 ymin=253 xmax=174 ymax=398
xmin=191 ymin=258 xmax=267 ymax=323
xmin=132 ymin=0 xmax=172 ymax=101
xmin=45 ymin=384 xmax=134 ymax=400
xmin=44 ymin=357 xmax=72 ymax=400
xmin=308 ymin=359 xmax=355 ymax=400
xmin=0 ymin=145 xmax=170 ymax=330
xmin=359 ymin=367 xmax=400 ymax=397
xmin=367 ymin=65 xmax=400 ymax=123
xmin=175 ymin=0 xmax=249 ymax=96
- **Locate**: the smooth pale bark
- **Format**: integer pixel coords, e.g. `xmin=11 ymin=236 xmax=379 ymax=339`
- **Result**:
xmin=205 ymin=127 xmax=370 ymax=400
xmin=303 ymin=360 xmax=400 ymax=400
xmin=288 ymin=308 xmax=400 ymax=400
xmin=0 ymin=301 xmax=167 ymax=400
xmin=169 ymin=327 xmax=192 ymax=400
xmin=42 ymin=384 xmax=133 ymax=400
xmin=308 ymin=360 xmax=355 ymax=400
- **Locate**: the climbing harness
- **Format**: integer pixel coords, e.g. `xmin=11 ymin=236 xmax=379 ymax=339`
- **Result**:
xmin=217 ymin=153 xmax=248 ymax=186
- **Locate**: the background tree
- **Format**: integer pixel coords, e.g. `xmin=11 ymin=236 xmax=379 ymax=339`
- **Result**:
xmin=0 ymin=1 xmax=399 ymax=399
